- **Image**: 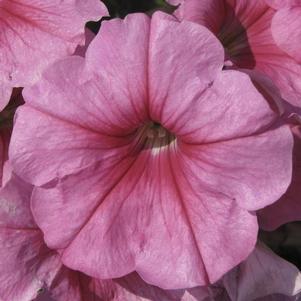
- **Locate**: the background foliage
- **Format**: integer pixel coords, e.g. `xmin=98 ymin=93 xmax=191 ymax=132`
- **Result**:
xmin=88 ymin=0 xmax=175 ymax=32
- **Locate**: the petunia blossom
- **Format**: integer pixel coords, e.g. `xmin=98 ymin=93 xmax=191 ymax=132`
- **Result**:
xmin=169 ymin=0 xmax=301 ymax=107
xmin=10 ymin=12 xmax=293 ymax=289
xmin=0 ymin=0 xmax=108 ymax=110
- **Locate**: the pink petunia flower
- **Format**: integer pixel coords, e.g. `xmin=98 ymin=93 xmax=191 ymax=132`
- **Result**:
xmin=169 ymin=0 xmax=301 ymax=107
xmin=10 ymin=12 xmax=293 ymax=289
xmin=0 ymin=0 xmax=108 ymax=111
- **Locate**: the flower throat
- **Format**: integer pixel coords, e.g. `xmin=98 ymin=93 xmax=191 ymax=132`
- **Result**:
xmin=137 ymin=121 xmax=176 ymax=153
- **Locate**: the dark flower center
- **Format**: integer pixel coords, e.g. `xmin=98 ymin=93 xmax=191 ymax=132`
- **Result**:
xmin=135 ymin=121 xmax=176 ymax=154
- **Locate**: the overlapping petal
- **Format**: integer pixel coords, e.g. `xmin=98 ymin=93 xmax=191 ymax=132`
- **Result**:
xmin=265 ymin=0 xmax=301 ymax=9
xmin=258 ymin=126 xmax=301 ymax=230
xmin=0 ymin=0 xmax=108 ymax=110
xmin=74 ymin=28 xmax=95 ymax=57
xmin=271 ymin=7 xmax=301 ymax=63
xmin=0 ymin=175 xmax=61 ymax=301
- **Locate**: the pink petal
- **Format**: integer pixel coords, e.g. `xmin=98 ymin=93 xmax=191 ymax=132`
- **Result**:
xmin=181 ymin=125 xmax=293 ymax=211
xmin=258 ymin=126 xmax=301 ymax=230
xmin=240 ymin=69 xmax=285 ymax=115
xmin=0 ymin=0 xmax=107 ymax=109
xmin=74 ymin=28 xmax=96 ymax=57
xmin=0 ymin=174 xmax=35 ymax=229
xmin=256 ymin=55 xmax=301 ymax=107
xmin=223 ymin=243 xmax=301 ymax=301
xmin=265 ymin=0 xmax=301 ymax=9
xmin=156 ymin=70 xmax=280 ymax=144
xmin=168 ymin=0 xmax=181 ymax=5
xmin=169 ymin=0 xmax=225 ymax=34
xmin=12 ymin=57 xmax=135 ymax=186
xmin=0 ymin=176 xmax=61 ymax=301
xmin=0 ymin=229 xmax=61 ymax=301
xmin=148 ymin=12 xmax=224 ymax=115
xmin=85 ymin=14 xmax=151 ymax=122
xmin=271 ymin=8 xmax=301 ymax=63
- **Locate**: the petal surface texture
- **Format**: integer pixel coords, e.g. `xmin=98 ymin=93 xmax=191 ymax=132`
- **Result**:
xmin=11 ymin=12 xmax=293 ymax=289
xmin=0 ymin=0 xmax=108 ymax=110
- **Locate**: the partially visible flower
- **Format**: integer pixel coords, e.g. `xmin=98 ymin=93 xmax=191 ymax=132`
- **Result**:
xmin=168 ymin=0 xmax=301 ymax=230
xmin=169 ymin=0 xmax=301 ymax=107
xmin=10 ymin=12 xmax=293 ymax=289
xmin=0 ymin=0 xmax=108 ymax=110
